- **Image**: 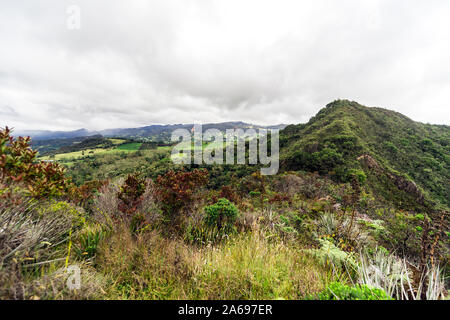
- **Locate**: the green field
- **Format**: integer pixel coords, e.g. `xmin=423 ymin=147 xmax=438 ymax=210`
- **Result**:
xmin=116 ymin=142 xmax=142 ymax=151
xmin=39 ymin=142 xmax=145 ymax=162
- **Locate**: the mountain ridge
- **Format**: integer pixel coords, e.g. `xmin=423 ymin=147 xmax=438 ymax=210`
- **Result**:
xmin=279 ymin=100 xmax=449 ymax=211
xmin=16 ymin=121 xmax=287 ymax=141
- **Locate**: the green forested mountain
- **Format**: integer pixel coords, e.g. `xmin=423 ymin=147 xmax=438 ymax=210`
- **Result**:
xmin=280 ymin=100 xmax=450 ymax=211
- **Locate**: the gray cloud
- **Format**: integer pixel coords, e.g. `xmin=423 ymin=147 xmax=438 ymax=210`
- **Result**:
xmin=1 ymin=0 xmax=449 ymax=131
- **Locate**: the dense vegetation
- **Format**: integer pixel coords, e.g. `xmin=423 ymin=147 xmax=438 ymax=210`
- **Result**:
xmin=280 ymin=100 xmax=449 ymax=211
xmin=30 ymin=135 xmax=103 ymax=155
xmin=1 ymin=100 xmax=448 ymax=300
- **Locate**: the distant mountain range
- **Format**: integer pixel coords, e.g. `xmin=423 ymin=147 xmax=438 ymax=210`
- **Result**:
xmin=17 ymin=122 xmax=287 ymax=141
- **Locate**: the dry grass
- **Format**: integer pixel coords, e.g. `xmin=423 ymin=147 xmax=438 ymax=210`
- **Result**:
xmin=192 ymin=231 xmax=338 ymax=299
xmin=96 ymin=224 xmax=194 ymax=299
xmin=3 ymin=263 xmax=106 ymax=300
xmin=0 ymin=201 xmax=75 ymax=269
xmin=95 ymin=224 xmax=341 ymax=300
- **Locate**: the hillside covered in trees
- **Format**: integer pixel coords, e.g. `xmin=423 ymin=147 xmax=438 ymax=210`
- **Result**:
xmin=280 ymin=100 xmax=449 ymax=211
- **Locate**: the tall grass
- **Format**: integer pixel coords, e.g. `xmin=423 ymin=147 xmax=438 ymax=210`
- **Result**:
xmin=96 ymin=225 xmax=343 ymax=299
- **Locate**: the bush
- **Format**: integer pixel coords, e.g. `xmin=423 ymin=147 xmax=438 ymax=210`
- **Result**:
xmin=311 ymin=282 xmax=393 ymax=300
xmin=204 ymin=198 xmax=239 ymax=231
xmin=0 ymin=127 xmax=72 ymax=199
xmin=308 ymin=239 xmax=357 ymax=270
xmin=218 ymin=185 xmax=240 ymax=204
xmin=347 ymin=169 xmax=367 ymax=184
xmin=118 ymin=174 xmax=147 ymax=216
xmin=71 ymin=179 xmax=109 ymax=209
xmin=155 ymin=169 xmax=209 ymax=217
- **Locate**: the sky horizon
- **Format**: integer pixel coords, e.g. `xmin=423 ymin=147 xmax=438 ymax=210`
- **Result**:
xmin=1 ymin=1 xmax=450 ymax=131
xmin=11 ymin=99 xmax=450 ymax=134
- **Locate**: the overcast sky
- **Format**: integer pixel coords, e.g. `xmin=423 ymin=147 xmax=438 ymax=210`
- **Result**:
xmin=1 ymin=0 xmax=449 ymax=131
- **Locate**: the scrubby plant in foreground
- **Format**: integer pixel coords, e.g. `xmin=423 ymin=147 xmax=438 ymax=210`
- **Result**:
xmin=73 ymin=227 xmax=106 ymax=261
xmin=357 ymin=248 xmax=447 ymax=300
xmin=204 ymin=198 xmax=239 ymax=231
xmin=0 ymin=200 xmax=81 ymax=299
xmin=0 ymin=127 xmax=72 ymax=199
xmin=310 ymin=282 xmax=393 ymax=300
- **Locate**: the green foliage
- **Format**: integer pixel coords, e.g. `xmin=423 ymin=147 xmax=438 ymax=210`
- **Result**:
xmin=308 ymin=239 xmax=357 ymax=270
xmin=310 ymin=282 xmax=393 ymax=300
xmin=288 ymin=147 xmax=344 ymax=174
xmin=63 ymin=146 xmax=173 ymax=185
xmin=378 ymin=209 xmax=424 ymax=257
xmin=204 ymin=198 xmax=239 ymax=231
xmin=280 ymin=100 xmax=450 ymax=210
xmin=38 ymin=200 xmax=86 ymax=227
xmin=2 ymin=100 xmax=449 ymax=300
xmin=347 ymin=169 xmax=367 ymax=184
xmin=249 ymin=191 xmax=261 ymax=197
xmin=73 ymin=228 xmax=105 ymax=260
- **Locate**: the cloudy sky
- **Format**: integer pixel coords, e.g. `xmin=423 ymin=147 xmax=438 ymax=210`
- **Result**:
xmin=1 ymin=0 xmax=449 ymax=131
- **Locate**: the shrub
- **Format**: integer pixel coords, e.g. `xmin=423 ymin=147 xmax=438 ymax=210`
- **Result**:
xmin=379 ymin=210 xmax=423 ymax=258
xmin=218 ymin=185 xmax=240 ymax=204
xmin=204 ymin=198 xmax=239 ymax=231
xmin=155 ymin=169 xmax=209 ymax=217
xmin=313 ymin=212 xmax=369 ymax=253
xmin=268 ymin=193 xmax=291 ymax=205
xmin=238 ymin=171 xmax=266 ymax=194
xmin=276 ymin=211 xmax=304 ymax=238
xmin=308 ymin=238 xmax=357 ymax=270
xmin=118 ymin=174 xmax=147 ymax=216
xmin=347 ymin=169 xmax=367 ymax=184
xmin=310 ymin=282 xmax=393 ymax=300
xmin=70 ymin=179 xmax=109 ymax=209
xmin=249 ymin=190 xmax=261 ymax=197
xmin=271 ymin=174 xmax=304 ymax=196
xmin=0 ymin=127 xmax=73 ymax=199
